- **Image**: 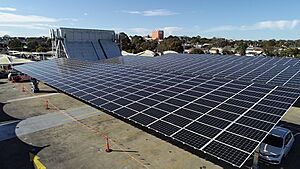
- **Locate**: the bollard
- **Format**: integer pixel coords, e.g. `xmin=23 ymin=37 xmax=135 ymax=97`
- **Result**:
xmin=105 ymin=136 xmax=112 ymax=152
xmin=22 ymin=85 xmax=25 ymax=92
xmin=44 ymin=100 xmax=49 ymax=110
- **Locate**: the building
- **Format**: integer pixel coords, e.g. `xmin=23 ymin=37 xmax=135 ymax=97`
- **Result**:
xmin=152 ymin=30 xmax=164 ymax=40
xmin=245 ymin=47 xmax=264 ymax=56
xmin=209 ymin=47 xmax=223 ymax=54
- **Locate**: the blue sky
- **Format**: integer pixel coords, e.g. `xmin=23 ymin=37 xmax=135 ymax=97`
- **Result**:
xmin=1 ymin=0 xmax=300 ymax=40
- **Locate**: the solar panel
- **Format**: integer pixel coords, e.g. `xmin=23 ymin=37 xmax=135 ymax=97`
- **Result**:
xmin=102 ymin=54 xmax=300 ymax=89
xmin=99 ymin=39 xmax=122 ymax=58
xmin=64 ymin=41 xmax=100 ymax=61
xmin=15 ymin=58 xmax=300 ymax=167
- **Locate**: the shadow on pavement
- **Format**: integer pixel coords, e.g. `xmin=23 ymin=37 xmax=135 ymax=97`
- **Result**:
xmin=0 ymin=102 xmax=19 ymax=123
xmin=0 ymin=102 xmax=50 ymax=169
xmin=293 ymin=98 xmax=300 ymax=108
xmin=37 ymin=90 xmax=57 ymax=94
xmin=0 ymin=138 xmax=49 ymax=169
xmin=111 ymin=149 xmax=139 ymax=153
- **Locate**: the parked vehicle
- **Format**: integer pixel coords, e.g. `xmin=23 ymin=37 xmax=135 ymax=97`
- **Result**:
xmin=8 ymin=71 xmax=31 ymax=82
xmin=259 ymin=126 xmax=294 ymax=164
xmin=0 ymin=71 xmax=8 ymax=79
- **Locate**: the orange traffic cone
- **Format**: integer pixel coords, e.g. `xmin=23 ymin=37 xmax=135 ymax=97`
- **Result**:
xmin=44 ymin=100 xmax=49 ymax=110
xmin=105 ymin=136 xmax=112 ymax=152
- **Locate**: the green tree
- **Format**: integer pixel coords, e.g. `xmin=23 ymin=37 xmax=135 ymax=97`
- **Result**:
xmin=8 ymin=39 xmax=22 ymax=50
xmin=280 ymin=48 xmax=300 ymax=57
xmin=189 ymin=36 xmax=201 ymax=44
xmin=235 ymin=43 xmax=248 ymax=55
xmin=36 ymin=46 xmax=47 ymax=52
xmin=157 ymin=36 xmax=184 ymax=53
xmin=295 ymin=39 xmax=300 ymax=47
xmin=222 ymin=48 xmax=234 ymax=55
xmin=131 ymin=35 xmax=145 ymax=53
xmin=262 ymin=40 xmax=277 ymax=56
xmin=119 ymin=32 xmax=133 ymax=52
xmin=190 ymin=48 xmax=204 ymax=54
xmin=27 ymin=39 xmax=39 ymax=52
xmin=140 ymin=41 xmax=158 ymax=51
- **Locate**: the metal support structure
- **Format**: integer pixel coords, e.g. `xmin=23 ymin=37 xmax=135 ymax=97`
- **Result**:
xmin=252 ymin=147 xmax=259 ymax=169
xmin=50 ymin=29 xmax=68 ymax=58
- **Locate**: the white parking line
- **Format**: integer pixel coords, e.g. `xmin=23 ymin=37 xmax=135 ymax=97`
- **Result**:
xmin=0 ymin=120 xmax=21 ymax=126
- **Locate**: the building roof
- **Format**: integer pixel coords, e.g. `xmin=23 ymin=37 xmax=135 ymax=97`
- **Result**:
xmin=0 ymin=54 xmax=34 ymax=65
xmin=137 ymin=50 xmax=156 ymax=57
xmin=163 ymin=50 xmax=178 ymax=55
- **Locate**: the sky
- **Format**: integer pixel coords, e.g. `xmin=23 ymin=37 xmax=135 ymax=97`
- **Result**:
xmin=1 ymin=0 xmax=300 ymax=40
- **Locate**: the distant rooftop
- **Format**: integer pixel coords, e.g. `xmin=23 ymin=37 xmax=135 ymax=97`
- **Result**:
xmin=0 ymin=54 xmax=34 ymax=65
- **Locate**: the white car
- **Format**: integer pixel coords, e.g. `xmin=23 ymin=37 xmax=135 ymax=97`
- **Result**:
xmin=259 ymin=126 xmax=294 ymax=164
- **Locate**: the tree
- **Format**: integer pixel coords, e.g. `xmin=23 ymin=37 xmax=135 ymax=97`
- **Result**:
xmin=295 ymin=39 xmax=300 ymax=47
xmin=36 ymin=46 xmax=47 ymax=52
xmin=157 ymin=36 xmax=184 ymax=53
xmin=8 ymin=39 xmax=22 ymax=50
xmin=222 ymin=48 xmax=234 ymax=55
xmin=280 ymin=48 xmax=300 ymax=57
xmin=27 ymin=39 xmax=39 ymax=52
xmin=131 ymin=35 xmax=145 ymax=53
xmin=189 ymin=36 xmax=201 ymax=44
xmin=262 ymin=40 xmax=277 ymax=56
xmin=119 ymin=32 xmax=133 ymax=52
xmin=235 ymin=43 xmax=248 ymax=55
xmin=140 ymin=41 xmax=158 ymax=51
xmin=190 ymin=48 xmax=204 ymax=54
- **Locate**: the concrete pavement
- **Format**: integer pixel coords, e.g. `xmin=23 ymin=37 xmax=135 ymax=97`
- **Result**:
xmin=0 ymin=105 xmax=102 ymax=142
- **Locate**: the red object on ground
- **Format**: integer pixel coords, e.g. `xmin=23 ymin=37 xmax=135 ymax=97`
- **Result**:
xmin=105 ymin=136 xmax=112 ymax=152
xmin=45 ymin=100 xmax=49 ymax=110
xmin=10 ymin=74 xmax=31 ymax=82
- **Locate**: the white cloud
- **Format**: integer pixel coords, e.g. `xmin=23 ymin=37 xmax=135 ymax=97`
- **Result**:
xmin=205 ymin=19 xmax=300 ymax=32
xmin=161 ymin=26 xmax=183 ymax=36
xmin=253 ymin=20 xmax=299 ymax=30
xmin=123 ymin=9 xmax=177 ymax=16
xmin=129 ymin=28 xmax=151 ymax=34
xmin=0 ymin=23 xmax=56 ymax=30
xmin=0 ymin=12 xmax=59 ymax=23
xmin=127 ymin=11 xmax=141 ymax=14
xmin=0 ymin=12 xmax=76 ymax=31
xmin=84 ymin=13 xmax=88 ymax=16
xmin=0 ymin=7 xmax=16 ymax=11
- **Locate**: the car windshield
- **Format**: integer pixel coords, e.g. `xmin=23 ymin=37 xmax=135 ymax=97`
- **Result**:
xmin=263 ymin=134 xmax=283 ymax=148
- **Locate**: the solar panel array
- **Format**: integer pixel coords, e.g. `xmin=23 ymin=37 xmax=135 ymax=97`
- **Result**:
xmin=64 ymin=40 xmax=120 ymax=61
xmin=15 ymin=58 xmax=300 ymax=167
xmin=103 ymin=54 xmax=300 ymax=89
